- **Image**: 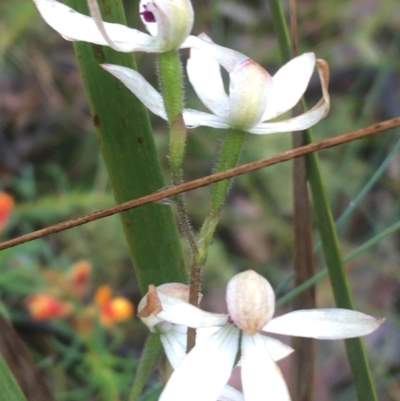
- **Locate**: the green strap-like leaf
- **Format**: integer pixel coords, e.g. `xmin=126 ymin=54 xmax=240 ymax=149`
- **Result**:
xmin=64 ymin=0 xmax=187 ymax=292
xmin=0 ymin=354 xmax=28 ymax=401
xmin=267 ymin=0 xmax=379 ymax=400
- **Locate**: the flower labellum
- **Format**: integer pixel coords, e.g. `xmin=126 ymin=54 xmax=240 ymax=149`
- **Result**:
xmin=140 ymin=5 xmax=156 ymax=23
xmin=33 ymin=0 xmax=194 ymax=53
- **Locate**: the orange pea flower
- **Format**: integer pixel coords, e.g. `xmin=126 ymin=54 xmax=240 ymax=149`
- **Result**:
xmin=0 ymin=192 xmax=14 ymax=233
xmin=24 ymin=293 xmax=72 ymax=320
xmin=94 ymin=285 xmax=134 ymax=327
xmin=69 ymin=260 xmax=91 ymax=297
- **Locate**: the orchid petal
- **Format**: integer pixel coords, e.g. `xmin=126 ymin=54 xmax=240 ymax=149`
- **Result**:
xmin=139 ymin=0 xmax=194 ymax=51
xmin=241 ymin=333 xmax=291 ymax=401
xmin=219 ymin=385 xmax=244 ymax=401
xmin=33 ymin=0 xmax=161 ymax=53
xmin=187 ymin=42 xmax=230 ymax=118
xmin=263 ymin=336 xmax=294 ymax=361
xmin=183 ymin=34 xmax=248 ymax=73
xmin=156 ymin=291 xmax=228 ymax=328
xmin=183 ymin=109 xmax=231 ymax=129
xmin=237 ymin=335 xmax=293 ymax=366
xmin=101 ymin=64 xmax=167 ymax=120
xmin=262 ymin=309 xmax=384 ymax=339
xmin=160 ymin=325 xmax=239 ymax=401
xmin=262 ymin=53 xmax=316 ymax=121
xmin=161 ymin=329 xmax=187 ymax=369
xmin=229 ymin=59 xmax=273 ymax=130
xmin=248 ymin=59 xmax=330 ymax=135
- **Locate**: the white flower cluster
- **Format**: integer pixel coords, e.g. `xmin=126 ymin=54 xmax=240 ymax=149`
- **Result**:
xmin=33 ymin=0 xmax=330 ymax=135
xmin=137 ymin=270 xmax=383 ymax=401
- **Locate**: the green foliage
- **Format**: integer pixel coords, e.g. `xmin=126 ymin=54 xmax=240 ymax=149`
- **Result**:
xmin=0 ymin=354 xmax=28 ymax=401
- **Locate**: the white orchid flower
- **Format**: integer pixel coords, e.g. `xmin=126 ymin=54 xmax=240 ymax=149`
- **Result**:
xmin=137 ymin=283 xmax=245 ymax=401
xmin=153 ymin=270 xmax=384 ymax=401
xmin=33 ymin=0 xmax=194 ymax=53
xmin=101 ymin=34 xmax=330 ymax=134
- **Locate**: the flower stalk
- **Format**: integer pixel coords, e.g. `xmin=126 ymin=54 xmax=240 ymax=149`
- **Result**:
xmin=157 ymin=49 xmax=199 ymax=294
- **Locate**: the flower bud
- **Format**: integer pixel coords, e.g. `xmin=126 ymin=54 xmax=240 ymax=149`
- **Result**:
xmin=226 ymin=270 xmax=275 ymax=335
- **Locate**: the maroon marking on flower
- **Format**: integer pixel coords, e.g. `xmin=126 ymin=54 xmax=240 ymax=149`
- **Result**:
xmin=228 ymin=316 xmax=235 ymax=324
xmin=140 ymin=5 xmax=156 ymax=23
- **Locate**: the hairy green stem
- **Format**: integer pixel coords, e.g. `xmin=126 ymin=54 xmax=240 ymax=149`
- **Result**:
xmin=157 ymin=50 xmax=198 ymax=259
xmin=197 ymin=129 xmax=247 ymax=266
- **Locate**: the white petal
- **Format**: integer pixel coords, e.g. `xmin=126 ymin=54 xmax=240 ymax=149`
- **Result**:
xmin=263 ymin=336 xmax=294 ymax=361
xmin=218 ymin=385 xmax=244 ymax=401
xmin=236 ymin=336 xmax=293 ymax=366
xmin=241 ymin=333 xmax=291 ymax=401
xmin=101 ymin=64 xmax=167 ymax=120
xmin=187 ymin=44 xmax=230 ymax=118
xmin=262 ymin=53 xmax=316 ymax=121
xmin=33 ymin=0 xmax=161 ymax=52
xmin=156 ymin=291 xmax=229 ymax=328
xmin=160 ymin=325 xmax=240 ymax=401
xmin=182 ymin=109 xmax=231 ymax=129
xmin=248 ymin=59 xmax=330 ymax=135
xmin=161 ymin=329 xmax=187 ymax=369
xmin=262 ymin=309 xmax=385 ymax=339
xmin=183 ymin=34 xmax=248 ymax=73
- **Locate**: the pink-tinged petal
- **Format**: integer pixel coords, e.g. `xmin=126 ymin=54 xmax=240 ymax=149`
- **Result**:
xmin=262 ymin=309 xmax=385 ymax=339
xmin=156 ymin=291 xmax=229 ymax=328
xmin=160 ymin=325 xmax=239 ymax=401
xmin=187 ymin=41 xmax=230 ymax=118
xmin=248 ymin=59 xmax=330 ymax=135
xmin=183 ymin=34 xmax=248 ymax=73
xmin=262 ymin=53 xmax=316 ymax=121
xmin=241 ymin=333 xmax=291 ymax=401
xmin=139 ymin=0 xmax=194 ymax=51
xmin=161 ymin=329 xmax=187 ymax=369
xmin=182 ymin=109 xmax=231 ymax=129
xmin=219 ymin=385 xmax=244 ymax=401
xmin=34 ymin=0 xmax=161 ymax=53
xmin=229 ymin=60 xmax=273 ymax=130
xmin=101 ymin=64 xmax=167 ymax=120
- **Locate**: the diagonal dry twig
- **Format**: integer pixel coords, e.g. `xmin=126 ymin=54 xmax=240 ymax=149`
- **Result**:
xmin=0 ymin=117 xmax=399 ymax=251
